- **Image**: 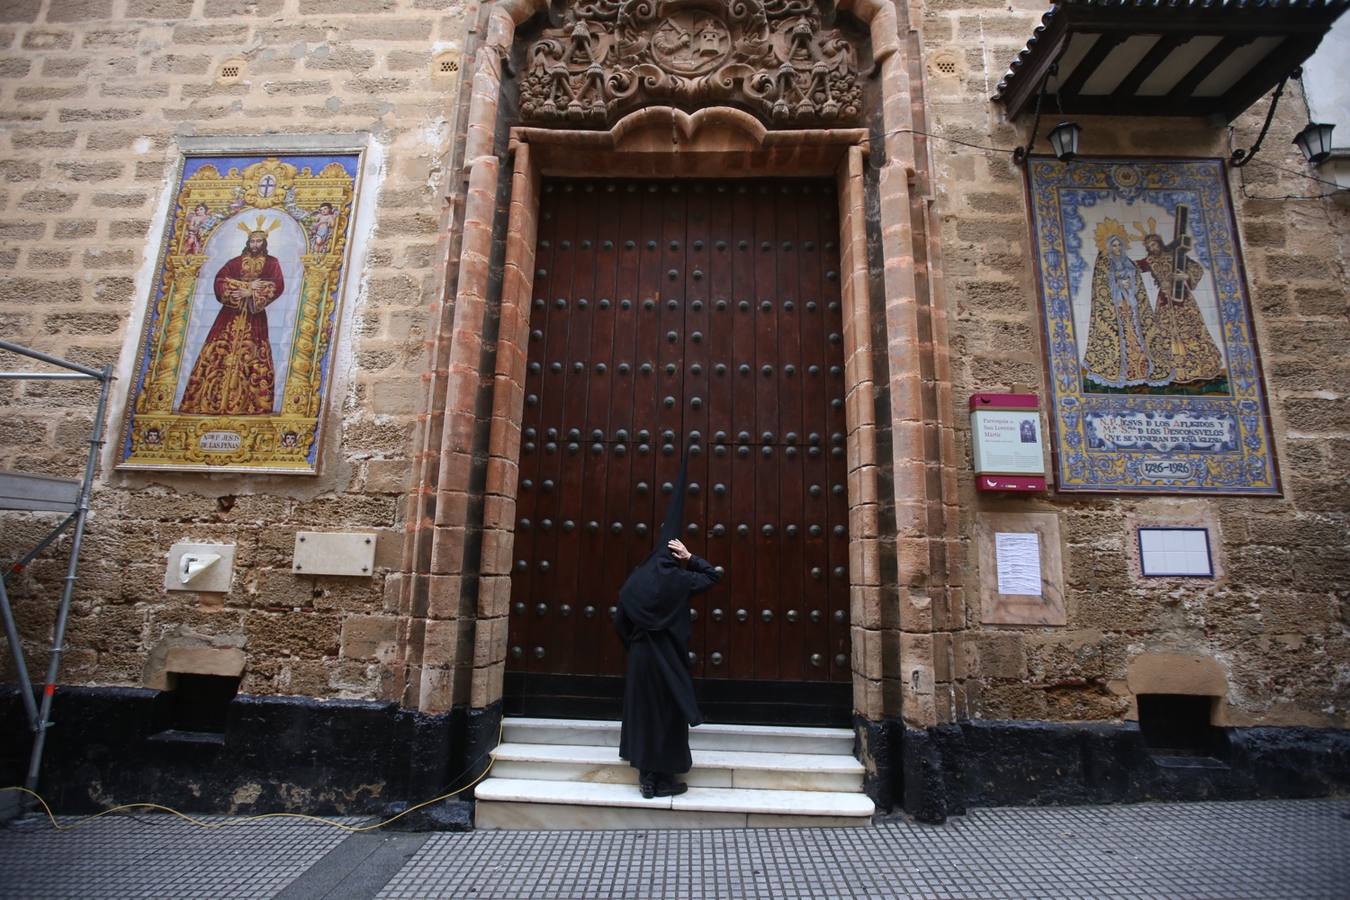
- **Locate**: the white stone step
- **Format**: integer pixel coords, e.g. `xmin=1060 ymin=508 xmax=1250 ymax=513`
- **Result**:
xmin=490 ymin=742 xmax=865 ymax=793
xmin=501 ymin=717 xmax=855 ymax=756
xmin=474 ymin=779 xmax=875 ymax=830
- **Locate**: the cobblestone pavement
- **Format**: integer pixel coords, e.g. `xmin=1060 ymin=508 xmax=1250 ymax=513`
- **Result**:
xmin=0 ymin=800 xmax=1346 ymax=899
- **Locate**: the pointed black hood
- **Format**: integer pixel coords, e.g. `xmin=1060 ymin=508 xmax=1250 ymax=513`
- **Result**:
xmin=617 ymin=439 xmax=692 ymax=633
xmin=657 ymin=440 xmax=690 ymax=547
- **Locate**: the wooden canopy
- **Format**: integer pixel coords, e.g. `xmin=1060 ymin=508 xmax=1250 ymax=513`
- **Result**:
xmin=994 ymin=0 xmax=1350 ymax=121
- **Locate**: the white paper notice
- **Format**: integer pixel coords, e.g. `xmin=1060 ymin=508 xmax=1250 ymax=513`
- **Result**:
xmin=995 ymin=532 xmax=1042 ymax=596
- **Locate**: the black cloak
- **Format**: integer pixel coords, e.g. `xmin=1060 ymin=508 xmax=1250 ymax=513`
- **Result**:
xmin=614 ymin=443 xmax=721 ymax=775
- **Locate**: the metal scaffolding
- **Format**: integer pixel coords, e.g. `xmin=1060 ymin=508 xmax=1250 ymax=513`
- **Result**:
xmin=0 ymin=340 xmax=112 ymax=811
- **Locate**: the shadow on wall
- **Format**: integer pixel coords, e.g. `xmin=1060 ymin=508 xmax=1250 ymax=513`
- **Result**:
xmin=893 ymin=718 xmax=1350 ymax=823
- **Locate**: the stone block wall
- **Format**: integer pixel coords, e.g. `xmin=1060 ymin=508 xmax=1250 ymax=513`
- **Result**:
xmin=0 ymin=0 xmax=1344 ymax=739
xmin=919 ymin=1 xmax=1349 ymax=729
xmin=0 ymin=0 xmax=470 ymax=700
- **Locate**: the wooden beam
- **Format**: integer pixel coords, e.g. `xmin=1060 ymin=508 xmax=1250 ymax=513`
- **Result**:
xmin=1221 ymin=35 xmax=1323 ymax=122
xmin=1057 ymin=4 xmax=1345 ymax=36
xmin=1052 ymin=95 xmax=1259 ymax=118
xmin=1111 ymin=34 xmax=1185 ymax=100
xmin=1076 ymin=20 xmax=1331 ymax=38
xmin=1165 ymin=35 xmax=1251 ymax=101
xmin=1057 ymin=32 xmax=1125 ymax=101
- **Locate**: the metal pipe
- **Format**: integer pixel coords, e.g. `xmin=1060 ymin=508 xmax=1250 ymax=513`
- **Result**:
xmin=1231 ymin=70 xmax=1296 ymax=168
xmin=0 ymin=372 xmax=99 ymax=381
xmin=0 ymin=340 xmax=106 ymax=380
xmin=23 ymin=365 xmax=112 ymax=801
xmin=3 ymin=514 xmax=76 ymax=580
xmin=0 ymin=577 xmax=38 ymax=730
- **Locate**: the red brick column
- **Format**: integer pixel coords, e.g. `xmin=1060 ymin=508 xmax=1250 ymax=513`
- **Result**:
xmin=472 ymin=142 xmax=540 ymax=709
xmin=837 ymin=146 xmax=886 ymax=718
xmin=842 ymin=0 xmax=960 ymax=729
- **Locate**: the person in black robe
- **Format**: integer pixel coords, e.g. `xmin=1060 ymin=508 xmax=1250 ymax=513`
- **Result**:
xmin=613 ymin=444 xmax=721 ymax=799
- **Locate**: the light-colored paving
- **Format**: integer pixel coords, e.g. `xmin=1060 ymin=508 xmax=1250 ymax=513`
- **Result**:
xmin=0 ymin=814 xmax=359 ymax=899
xmin=0 ymin=799 xmax=1346 ymax=899
xmin=385 ymin=799 xmax=1350 ymax=899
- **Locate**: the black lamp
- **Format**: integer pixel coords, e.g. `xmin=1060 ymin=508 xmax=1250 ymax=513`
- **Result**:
xmin=1047 ymin=122 xmax=1081 ymax=162
xmin=1293 ymin=122 xmax=1335 ymax=164
xmin=1012 ymin=64 xmax=1085 ymax=166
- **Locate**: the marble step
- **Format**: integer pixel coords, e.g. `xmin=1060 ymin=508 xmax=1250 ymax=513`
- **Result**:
xmin=490 ymin=742 xmax=865 ymax=793
xmin=502 ymin=717 xmax=855 ymax=756
xmin=474 ymin=779 xmax=875 ymax=830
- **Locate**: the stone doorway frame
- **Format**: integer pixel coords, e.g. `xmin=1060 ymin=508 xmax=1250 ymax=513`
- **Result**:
xmin=393 ymin=0 xmax=958 ymax=803
xmin=477 ymin=109 xmax=879 ymax=716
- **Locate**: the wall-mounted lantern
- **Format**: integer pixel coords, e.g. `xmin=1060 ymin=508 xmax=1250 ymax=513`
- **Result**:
xmin=1046 ymin=122 xmax=1081 ymax=162
xmin=1293 ymin=122 xmax=1335 ymax=164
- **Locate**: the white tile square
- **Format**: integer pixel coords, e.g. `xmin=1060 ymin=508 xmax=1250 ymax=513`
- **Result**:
xmin=1139 ymin=527 xmax=1213 ymax=577
xmin=1177 ymin=530 xmax=1208 ymax=555
xmin=1179 ymin=549 xmax=1212 ymax=575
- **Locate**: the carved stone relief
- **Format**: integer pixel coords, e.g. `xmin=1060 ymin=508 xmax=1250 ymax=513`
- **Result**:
xmin=519 ymin=0 xmax=863 ymax=128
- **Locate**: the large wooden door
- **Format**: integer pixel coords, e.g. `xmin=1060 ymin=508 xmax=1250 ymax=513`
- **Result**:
xmin=508 ymin=178 xmax=850 ymax=696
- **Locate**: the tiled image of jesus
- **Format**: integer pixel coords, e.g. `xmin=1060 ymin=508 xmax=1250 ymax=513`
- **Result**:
xmin=177 ymin=224 xmax=286 ymax=416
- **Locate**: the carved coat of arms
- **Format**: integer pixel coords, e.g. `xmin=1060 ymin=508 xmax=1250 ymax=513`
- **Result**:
xmin=519 ymin=0 xmax=862 ymax=127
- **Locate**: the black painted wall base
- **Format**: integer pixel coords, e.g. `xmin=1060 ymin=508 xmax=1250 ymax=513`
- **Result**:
xmin=462 ymin=701 xmax=503 ymax=801
xmin=853 ymin=714 xmax=893 ymax=813
xmin=0 ymin=685 xmax=470 ymax=817
xmin=8 ymin=685 xmax=1346 ymax=825
xmin=890 ymin=718 xmax=1350 ymax=824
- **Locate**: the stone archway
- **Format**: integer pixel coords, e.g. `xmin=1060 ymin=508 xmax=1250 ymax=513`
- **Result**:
xmin=390 ymin=0 xmax=958 ymax=810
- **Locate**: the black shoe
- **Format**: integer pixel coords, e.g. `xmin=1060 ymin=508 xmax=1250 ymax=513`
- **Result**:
xmin=654 ymin=776 xmax=688 ymax=797
xmin=639 ymin=774 xmax=657 ymax=799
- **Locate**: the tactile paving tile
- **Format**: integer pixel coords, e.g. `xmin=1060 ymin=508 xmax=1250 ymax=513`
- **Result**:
xmin=375 ymin=800 xmax=1350 ymax=900
xmin=0 ymin=813 xmax=359 ymax=900
xmin=2 ymin=801 xmax=1346 ymax=899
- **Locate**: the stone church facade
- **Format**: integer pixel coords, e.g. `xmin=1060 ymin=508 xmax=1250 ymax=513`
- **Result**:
xmin=1 ymin=0 xmax=1347 ymax=821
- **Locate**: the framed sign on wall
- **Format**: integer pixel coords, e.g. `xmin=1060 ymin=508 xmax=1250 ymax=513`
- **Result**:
xmin=1027 ymin=156 xmax=1279 ymax=495
xmin=117 ymin=148 xmax=365 ymax=474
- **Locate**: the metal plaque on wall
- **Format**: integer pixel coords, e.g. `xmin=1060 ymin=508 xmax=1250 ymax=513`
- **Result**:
xmin=1027 ymin=155 xmax=1279 ymax=495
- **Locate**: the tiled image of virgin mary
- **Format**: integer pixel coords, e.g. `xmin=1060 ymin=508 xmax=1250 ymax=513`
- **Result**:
xmin=1029 ymin=157 xmax=1277 ymax=494
xmin=1073 ymin=209 xmax=1228 ymax=397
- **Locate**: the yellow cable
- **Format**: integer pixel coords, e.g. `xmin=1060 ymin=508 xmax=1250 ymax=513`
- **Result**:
xmin=1 ymin=719 xmax=502 ymax=834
